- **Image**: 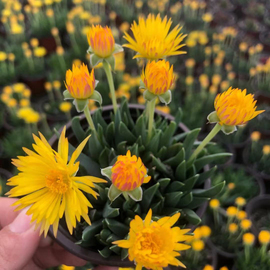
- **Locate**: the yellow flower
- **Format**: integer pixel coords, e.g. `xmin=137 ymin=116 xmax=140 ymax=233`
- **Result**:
xmin=226 ymin=206 xmax=237 ymax=217
xmin=258 ymin=230 xmax=270 ymax=245
xmin=240 ymin=219 xmax=252 ymax=231
xmin=193 ymin=227 xmax=202 ymax=239
xmin=221 ymin=81 xmax=229 ymax=92
xmin=111 ymin=150 xmax=150 ymax=192
xmin=53 ymin=80 xmax=61 ymax=89
xmin=213 ymin=87 xmax=264 ymax=126
xmin=156 ymin=105 xmax=170 ymax=114
xmin=11 ymin=24 xmax=23 ymax=34
xmin=8 ymin=53 xmax=15 ymax=61
xmin=185 ymin=76 xmax=194 ymax=85
xmin=228 ymin=183 xmax=235 ymax=190
xmin=51 ymin=27 xmax=59 ymax=36
xmin=56 ymin=46 xmax=64 ymax=56
xmin=263 ymin=145 xmax=270 ymax=155
xmin=123 ymin=13 xmax=186 ymax=60
xmin=30 ymin=38 xmax=39 ymax=47
xmin=44 ymin=82 xmax=52 ymax=92
xmin=13 ymin=83 xmax=25 ymax=93
xmin=200 ymin=225 xmax=211 ymax=238
xmin=7 ymin=127 xmax=106 ymax=236
xmin=8 ymin=98 xmax=17 ymax=108
xmin=202 ymin=13 xmax=213 ymax=23
xmin=20 ymin=99 xmax=30 ymax=107
xmin=25 ymin=110 xmax=40 ymax=124
xmin=113 ymin=209 xmax=191 ymax=270
xmin=235 ymin=197 xmax=246 ymax=207
xmin=229 ymin=223 xmax=238 ymax=234
xmin=203 ymin=265 xmax=214 ymax=270
xmin=237 ymin=210 xmax=247 ymax=220
xmin=255 ymin=43 xmax=263 ymax=53
xmin=3 ymin=86 xmax=13 ymax=94
xmin=0 ymin=51 xmax=7 ymax=61
xmin=209 ymin=199 xmax=220 ymax=209
xmin=220 ymin=267 xmax=229 ymax=270
xmin=239 ymin=42 xmax=248 ymax=52
xmin=87 ymin=25 xmax=115 ymax=58
xmin=60 ymin=265 xmax=75 ymax=270
xmin=212 ymin=74 xmax=222 ymax=86
xmin=141 ymin=60 xmax=174 ymax=95
xmin=34 ymin=47 xmax=47 ymax=57
xmin=185 ymin=58 xmax=195 ymax=68
xmin=243 ymin=233 xmax=255 ymax=246
xmin=59 ymin=102 xmax=72 ymax=113
xmin=192 ymin=239 xmax=204 ymax=251
xmin=65 ymin=63 xmax=95 ymax=99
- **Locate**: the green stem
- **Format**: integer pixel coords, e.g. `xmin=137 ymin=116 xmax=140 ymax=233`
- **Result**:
xmin=188 ymin=123 xmax=222 ymax=163
xmin=147 ymin=98 xmax=156 ymax=140
xmin=83 ymin=105 xmax=96 ymax=134
xmin=102 ymin=60 xmax=117 ymax=114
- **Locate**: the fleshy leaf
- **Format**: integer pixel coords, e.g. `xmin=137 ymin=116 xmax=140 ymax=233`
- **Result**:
xmin=221 ymin=124 xmax=237 ymax=135
xmin=73 ymin=99 xmax=88 ymax=112
xmin=90 ymin=90 xmax=103 ymax=105
xmin=63 ymin=90 xmax=73 ymax=100
xmin=207 ymin=111 xmax=219 ymax=123
xmin=127 ymin=187 xmax=143 ymax=201
xmin=108 ymin=185 xmax=122 ymax=202
xmin=101 ymin=166 xmax=113 ymax=180
xmin=143 ymin=89 xmax=157 ymax=102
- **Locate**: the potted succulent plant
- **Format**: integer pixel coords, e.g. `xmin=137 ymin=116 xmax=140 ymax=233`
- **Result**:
xmin=6 ymin=13 xmax=264 ymax=269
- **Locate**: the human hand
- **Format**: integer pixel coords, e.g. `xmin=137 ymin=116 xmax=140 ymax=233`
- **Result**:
xmin=0 ymin=197 xmax=87 ymax=270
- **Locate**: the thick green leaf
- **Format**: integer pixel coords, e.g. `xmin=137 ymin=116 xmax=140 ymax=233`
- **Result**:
xmin=117 ymin=141 xmax=127 ymax=154
xmin=174 ymin=108 xmax=183 ymax=126
xmin=181 ymin=174 xmax=199 ymax=192
xmin=182 ymin=209 xmax=201 ymax=225
xmin=121 ymin=247 xmax=129 ymax=260
xmin=185 ymin=196 xmax=209 ymax=209
xmin=158 ymin=178 xmax=171 ymax=192
xmin=178 ymin=192 xmax=193 ymax=207
xmin=175 ymin=160 xmax=186 ymax=181
xmin=82 ymin=220 xmax=103 ymax=242
xmin=152 ymin=156 xmax=168 ymax=174
xmin=109 ymin=245 xmax=121 ymax=255
xmin=118 ymin=122 xmax=137 ymax=144
xmin=146 ymin=130 xmax=161 ymax=155
xmin=166 ymin=181 xmax=185 ymax=192
xmin=183 ymin=128 xmax=201 ymax=160
xmin=71 ymin=116 xmax=86 ymax=143
xmin=100 ymin=229 xmax=111 ymax=241
xmin=164 ymin=147 xmax=185 ymax=167
xmin=108 ymin=185 xmax=122 ymax=202
xmin=194 ymin=153 xmax=232 ymax=171
xmin=99 ymin=148 xmax=110 ymax=168
xmin=103 ymin=202 xmax=120 ymax=218
xmin=196 ymin=166 xmax=217 ymax=187
xmin=159 ymin=90 xmax=171 ymax=105
xmin=128 ymin=187 xmax=143 ymax=201
xmin=104 ymin=219 xmax=129 ymax=238
xmin=165 ymin=191 xmax=183 ymax=207
xmin=98 ymin=246 xmax=112 ymax=258
xmin=192 ymin=181 xmax=225 ymax=197
xmin=141 ymin=183 xmax=160 ymax=212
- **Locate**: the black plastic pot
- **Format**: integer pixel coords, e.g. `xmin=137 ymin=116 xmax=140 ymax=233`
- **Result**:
xmin=39 ymin=35 xmax=57 ymax=54
xmin=246 ymin=195 xmax=270 ymax=236
xmin=47 ymin=104 xmax=211 ymax=266
xmin=20 ymin=75 xmax=47 ymax=96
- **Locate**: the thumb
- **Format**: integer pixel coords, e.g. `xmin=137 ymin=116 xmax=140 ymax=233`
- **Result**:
xmin=0 ymin=208 xmax=40 ymax=270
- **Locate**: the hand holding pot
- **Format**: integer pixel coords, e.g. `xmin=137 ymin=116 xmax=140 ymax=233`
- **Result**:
xmin=0 ymin=197 xmax=86 ymax=270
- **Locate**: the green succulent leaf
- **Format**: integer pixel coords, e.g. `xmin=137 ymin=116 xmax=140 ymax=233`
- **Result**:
xmin=183 ymin=128 xmax=201 ymax=160
xmin=104 ymin=219 xmax=129 ymax=238
xmin=82 ymin=220 xmax=103 ymax=242
xmin=127 ymin=187 xmax=143 ymax=201
xmin=90 ymin=90 xmax=102 ymax=105
xmin=158 ymin=178 xmax=171 ymax=192
xmin=221 ymin=124 xmax=237 ymax=135
xmin=141 ymin=183 xmax=160 ymax=212
xmin=160 ymin=121 xmax=177 ymax=148
xmin=207 ymin=111 xmax=219 ymax=123
xmin=73 ymin=99 xmax=88 ymax=112
xmin=103 ymin=202 xmax=120 ymax=218
xmin=181 ymin=174 xmax=199 ymax=192
xmin=186 ymin=197 xmax=209 ymax=209
xmin=196 ymin=166 xmax=217 ymax=187
xmin=183 ymin=208 xmax=201 ymax=225
xmin=98 ymin=246 xmax=112 ymax=258
xmin=192 ymin=181 xmax=225 ymax=197
xmin=178 ymin=192 xmax=193 ymax=207
xmin=165 ymin=191 xmax=183 ymax=207
xmin=166 ymin=181 xmax=185 ymax=192
xmin=121 ymin=248 xmax=129 ymax=260
xmin=175 ymin=160 xmax=186 ymax=182
xmin=71 ymin=116 xmax=86 ymax=143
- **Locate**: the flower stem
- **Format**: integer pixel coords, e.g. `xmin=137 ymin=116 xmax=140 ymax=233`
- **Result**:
xmin=83 ymin=105 xmax=96 ymax=134
xmin=188 ymin=123 xmax=222 ymax=163
xmin=147 ymin=98 xmax=156 ymax=140
xmin=102 ymin=60 xmax=117 ymax=114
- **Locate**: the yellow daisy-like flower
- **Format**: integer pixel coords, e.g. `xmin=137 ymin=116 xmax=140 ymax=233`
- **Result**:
xmin=6 ymin=127 xmax=106 ymax=236
xmin=123 ymin=13 xmax=187 ymax=60
xmin=65 ymin=63 xmax=95 ymax=100
xmin=141 ymin=60 xmax=174 ymax=96
xmin=113 ymin=209 xmax=191 ymax=270
xmin=111 ymin=150 xmax=150 ymax=191
xmin=214 ymin=87 xmax=264 ymax=126
xmin=87 ymin=25 xmax=115 ymax=58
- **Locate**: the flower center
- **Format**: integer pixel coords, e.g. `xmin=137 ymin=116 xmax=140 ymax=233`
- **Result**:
xmin=45 ymin=169 xmax=70 ymax=194
xmin=138 ymin=230 xmax=163 ymax=255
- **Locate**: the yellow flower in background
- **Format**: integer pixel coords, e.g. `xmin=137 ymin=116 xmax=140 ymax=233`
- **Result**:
xmin=239 ymin=42 xmax=248 ymax=52
xmin=209 ymin=199 xmax=220 ymax=209
xmin=44 ymin=82 xmax=52 ymax=92
xmin=60 ymin=265 xmax=75 ymax=270
xmin=213 ymin=87 xmax=264 ymax=126
xmin=123 ymin=13 xmax=186 ymax=60
xmin=202 ymin=13 xmax=213 ymax=23
xmin=7 ymin=127 xmax=106 ymax=236
xmin=8 ymin=98 xmax=17 ymax=108
xmin=53 ymin=80 xmax=61 ymax=89
xmin=34 ymin=47 xmax=47 ymax=57
xmin=235 ymin=197 xmax=246 ymax=207
xmin=203 ymin=265 xmax=214 ymax=270
xmin=258 ymin=230 xmax=270 ymax=245
xmin=192 ymin=239 xmax=204 ymax=251
xmin=240 ymin=219 xmax=252 ymax=231
xmin=30 ymin=38 xmax=39 ymax=47
xmin=113 ymin=209 xmax=191 ymax=270
xmin=220 ymin=267 xmax=229 ymax=270
xmin=87 ymin=25 xmax=115 ymax=58
xmin=59 ymin=101 xmax=72 ymax=113
xmin=56 ymin=46 xmax=65 ymax=56
xmin=263 ymin=145 xmax=270 ymax=155
xmin=227 ymin=206 xmax=238 ymax=217
xmin=13 ymin=83 xmax=25 ymax=93
xmin=243 ymin=233 xmax=255 ymax=246
xmin=3 ymin=86 xmax=13 ymax=94
xmin=111 ymin=150 xmax=150 ymax=191
xmin=8 ymin=53 xmax=15 ymax=61
xmin=156 ymin=105 xmax=170 ymax=114
xmin=0 ymin=51 xmax=7 ymax=61
xmin=229 ymin=223 xmax=238 ymax=234
xmin=237 ymin=210 xmax=247 ymax=220
xmin=141 ymin=60 xmax=174 ymax=95
xmin=11 ymin=24 xmax=23 ymax=34
xmin=228 ymin=183 xmax=235 ymax=190
xmin=185 ymin=58 xmax=195 ymax=68
xmin=65 ymin=63 xmax=95 ymax=99
xmin=200 ymin=225 xmax=211 ymax=238
xmin=20 ymin=99 xmax=30 ymax=107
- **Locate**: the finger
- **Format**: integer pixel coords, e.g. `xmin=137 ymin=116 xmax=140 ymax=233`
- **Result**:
xmin=32 ymin=243 xmax=86 ymax=269
xmin=0 ymin=208 xmax=40 ymax=270
xmin=0 ymin=198 xmax=19 ymax=229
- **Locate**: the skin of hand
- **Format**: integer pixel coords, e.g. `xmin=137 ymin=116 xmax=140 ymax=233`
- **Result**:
xmin=0 ymin=197 xmax=117 ymax=270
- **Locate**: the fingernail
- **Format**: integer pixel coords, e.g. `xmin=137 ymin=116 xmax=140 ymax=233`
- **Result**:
xmin=9 ymin=208 xmax=33 ymax=233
